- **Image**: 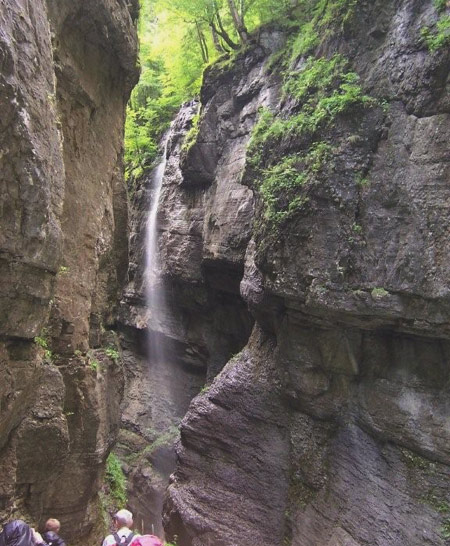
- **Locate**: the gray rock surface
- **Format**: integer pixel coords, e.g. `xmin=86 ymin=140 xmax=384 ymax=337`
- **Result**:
xmin=117 ymin=93 xmax=256 ymax=531
xmin=118 ymin=33 xmax=293 ymax=532
xmin=160 ymin=1 xmax=450 ymax=545
xmin=164 ymin=327 xmax=290 ymax=546
xmin=0 ymin=0 xmax=138 ymax=542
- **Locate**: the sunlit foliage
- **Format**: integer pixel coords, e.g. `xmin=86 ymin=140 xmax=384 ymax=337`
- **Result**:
xmin=124 ymin=0 xmax=297 ymax=184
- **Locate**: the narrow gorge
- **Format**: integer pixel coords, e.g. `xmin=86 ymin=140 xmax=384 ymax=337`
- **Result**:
xmin=1 ymin=1 xmax=449 ymax=546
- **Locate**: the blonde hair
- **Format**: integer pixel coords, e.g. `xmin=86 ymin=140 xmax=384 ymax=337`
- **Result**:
xmin=45 ymin=519 xmax=61 ymax=533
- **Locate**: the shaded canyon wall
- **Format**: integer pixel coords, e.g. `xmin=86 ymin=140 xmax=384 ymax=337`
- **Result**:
xmin=0 ymin=0 xmax=138 ymax=542
xmin=117 ymin=99 xmax=255 ymax=534
xmin=122 ymin=0 xmax=450 ymax=544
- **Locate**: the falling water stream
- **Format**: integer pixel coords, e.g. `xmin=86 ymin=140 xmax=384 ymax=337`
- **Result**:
xmin=139 ymin=130 xmax=204 ymax=537
xmin=145 ymin=138 xmax=169 ymax=365
xmin=139 ymin=138 xmax=172 ymax=536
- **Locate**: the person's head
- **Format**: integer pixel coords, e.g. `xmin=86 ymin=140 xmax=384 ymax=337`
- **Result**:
xmin=44 ymin=520 xmax=60 ymax=534
xmin=0 ymin=520 xmax=34 ymax=546
xmin=113 ymin=510 xmax=133 ymax=530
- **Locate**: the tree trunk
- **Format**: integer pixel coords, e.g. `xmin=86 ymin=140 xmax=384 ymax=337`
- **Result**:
xmin=196 ymin=21 xmax=209 ymax=63
xmin=210 ymin=24 xmax=227 ymax=53
xmin=226 ymin=0 xmax=249 ymax=43
xmin=212 ymin=11 xmax=239 ymax=50
xmin=201 ymin=32 xmax=209 ymax=62
xmin=239 ymin=0 xmax=245 ymax=19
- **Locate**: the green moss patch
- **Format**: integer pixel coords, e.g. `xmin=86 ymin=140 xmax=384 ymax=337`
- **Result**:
xmin=421 ymin=0 xmax=450 ymax=51
xmin=182 ymin=112 xmax=201 ymax=153
xmin=246 ymin=54 xmax=376 ymax=229
xmin=125 ymin=426 xmax=180 ymax=465
xmin=288 ymin=0 xmax=358 ymax=63
xmin=105 ymin=453 xmax=128 ymax=507
xmin=421 ymin=14 xmax=450 ymax=51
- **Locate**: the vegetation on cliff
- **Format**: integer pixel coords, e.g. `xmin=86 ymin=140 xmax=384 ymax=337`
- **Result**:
xmin=105 ymin=452 xmax=128 ymax=507
xmin=422 ymin=0 xmax=450 ymax=50
xmin=124 ymin=0 xmax=373 ymax=183
xmin=243 ymin=0 xmax=380 ymax=234
xmin=246 ymin=54 xmax=376 ymax=226
xmin=125 ymin=0 xmax=447 ymax=203
xmin=125 ymin=0 xmax=303 ymax=182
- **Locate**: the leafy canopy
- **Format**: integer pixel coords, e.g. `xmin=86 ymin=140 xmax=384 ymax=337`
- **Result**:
xmin=124 ymin=0 xmax=296 ymax=184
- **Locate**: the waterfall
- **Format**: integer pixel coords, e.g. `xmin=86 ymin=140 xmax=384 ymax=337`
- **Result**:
xmin=145 ymin=138 xmax=169 ymax=365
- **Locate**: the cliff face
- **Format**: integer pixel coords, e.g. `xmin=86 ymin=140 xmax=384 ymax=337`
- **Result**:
xmin=145 ymin=1 xmax=450 ymax=544
xmin=4 ymin=0 xmax=447 ymax=543
xmin=117 ymin=96 xmax=256 ymax=532
xmin=0 ymin=0 xmax=138 ymax=541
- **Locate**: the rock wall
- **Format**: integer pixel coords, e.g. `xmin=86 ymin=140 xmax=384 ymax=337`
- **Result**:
xmin=154 ymin=1 xmax=450 ymax=545
xmin=0 ymin=0 xmax=138 ymax=542
xmin=117 ymin=97 xmax=255 ymax=533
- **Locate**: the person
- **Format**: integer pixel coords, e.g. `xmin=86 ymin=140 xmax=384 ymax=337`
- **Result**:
xmin=32 ymin=530 xmax=46 ymax=546
xmin=0 ymin=520 xmax=46 ymax=546
xmin=102 ymin=510 xmax=137 ymax=546
xmin=42 ymin=519 xmax=65 ymax=546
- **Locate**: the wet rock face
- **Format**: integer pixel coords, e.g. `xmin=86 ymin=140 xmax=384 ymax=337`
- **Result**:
xmin=0 ymin=0 xmax=137 ymax=541
xmin=163 ymin=1 xmax=450 ymax=545
xmin=116 ymin=64 xmax=260 ymax=531
xmin=164 ymin=327 xmax=291 ymax=546
xmin=118 ymin=35 xmax=292 ymax=532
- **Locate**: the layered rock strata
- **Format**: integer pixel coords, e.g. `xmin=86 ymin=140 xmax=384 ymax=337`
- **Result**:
xmin=117 ymin=94 xmax=256 ymax=532
xmin=157 ymin=1 xmax=450 ymax=545
xmin=0 ymin=0 xmax=138 ymax=542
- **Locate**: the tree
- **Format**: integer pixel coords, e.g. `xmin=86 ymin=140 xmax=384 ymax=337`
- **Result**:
xmin=226 ymin=0 xmax=249 ymax=42
xmin=124 ymin=0 xmax=304 ymax=183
